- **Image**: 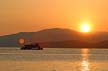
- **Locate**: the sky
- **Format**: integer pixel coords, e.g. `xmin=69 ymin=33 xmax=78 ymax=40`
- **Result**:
xmin=0 ymin=0 xmax=108 ymax=35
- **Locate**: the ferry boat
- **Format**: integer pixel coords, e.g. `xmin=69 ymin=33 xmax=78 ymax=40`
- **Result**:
xmin=21 ymin=43 xmax=43 ymax=50
xmin=19 ymin=38 xmax=43 ymax=50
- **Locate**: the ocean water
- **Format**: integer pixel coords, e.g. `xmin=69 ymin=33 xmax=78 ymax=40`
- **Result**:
xmin=0 ymin=47 xmax=108 ymax=71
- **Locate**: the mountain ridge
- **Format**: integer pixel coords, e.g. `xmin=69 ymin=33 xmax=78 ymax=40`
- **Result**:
xmin=0 ymin=28 xmax=108 ymax=48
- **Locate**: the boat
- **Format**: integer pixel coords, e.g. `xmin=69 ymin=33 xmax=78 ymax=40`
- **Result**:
xmin=21 ymin=43 xmax=43 ymax=50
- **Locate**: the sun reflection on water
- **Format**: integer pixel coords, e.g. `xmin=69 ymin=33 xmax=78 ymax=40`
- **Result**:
xmin=81 ymin=48 xmax=89 ymax=71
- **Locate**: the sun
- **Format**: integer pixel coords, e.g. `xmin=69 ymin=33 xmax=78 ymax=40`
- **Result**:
xmin=80 ymin=22 xmax=91 ymax=33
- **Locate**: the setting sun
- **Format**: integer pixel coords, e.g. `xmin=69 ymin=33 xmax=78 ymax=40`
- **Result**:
xmin=80 ymin=23 xmax=91 ymax=33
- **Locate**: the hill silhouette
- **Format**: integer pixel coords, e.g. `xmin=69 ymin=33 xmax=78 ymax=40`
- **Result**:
xmin=0 ymin=28 xmax=108 ymax=48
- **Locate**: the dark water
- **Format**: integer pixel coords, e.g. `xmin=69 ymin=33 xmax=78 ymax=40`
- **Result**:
xmin=0 ymin=47 xmax=108 ymax=71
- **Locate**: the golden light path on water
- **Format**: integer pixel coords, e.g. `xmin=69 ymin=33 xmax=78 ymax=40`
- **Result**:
xmin=81 ymin=49 xmax=89 ymax=71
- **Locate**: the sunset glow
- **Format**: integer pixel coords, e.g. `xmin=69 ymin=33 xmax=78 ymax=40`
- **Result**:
xmin=80 ymin=23 xmax=91 ymax=33
xmin=0 ymin=0 xmax=108 ymax=35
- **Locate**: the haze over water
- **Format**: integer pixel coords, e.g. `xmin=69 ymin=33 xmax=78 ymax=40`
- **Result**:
xmin=0 ymin=47 xmax=108 ymax=71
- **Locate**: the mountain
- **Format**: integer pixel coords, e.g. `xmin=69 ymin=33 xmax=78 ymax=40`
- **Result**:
xmin=0 ymin=32 xmax=34 ymax=47
xmin=0 ymin=28 xmax=108 ymax=48
xmin=31 ymin=28 xmax=81 ymax=42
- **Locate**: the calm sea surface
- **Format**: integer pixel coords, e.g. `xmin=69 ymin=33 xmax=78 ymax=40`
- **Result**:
xmin=0 ymin=47 xmax=108 ymax=71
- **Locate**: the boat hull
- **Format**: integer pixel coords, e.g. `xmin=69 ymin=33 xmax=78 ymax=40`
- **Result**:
xmin=21 ymin=43 xmax=43 ymax=50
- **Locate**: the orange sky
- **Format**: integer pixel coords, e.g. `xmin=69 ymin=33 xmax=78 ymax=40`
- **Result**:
xmin=0 ymin=0 xmax=108 ymax=35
